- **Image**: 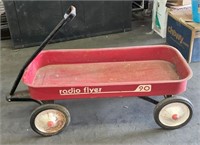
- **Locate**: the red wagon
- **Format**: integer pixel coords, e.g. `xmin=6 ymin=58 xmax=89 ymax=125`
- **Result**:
xmin=7 ymin=6 xmax=194 ymax=136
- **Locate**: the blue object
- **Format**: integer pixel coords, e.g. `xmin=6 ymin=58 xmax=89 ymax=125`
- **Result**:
xmin=166 ymin=15 xmax=200 ymax=62
xmin=192 ymin=0 xmax=200 ymax=23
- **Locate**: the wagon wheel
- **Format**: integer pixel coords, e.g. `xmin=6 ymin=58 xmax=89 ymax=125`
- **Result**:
xmin=154 ymin=96 xmax=193 ymax=130
xmin=30 ymin=104 xmax=70 ymax=136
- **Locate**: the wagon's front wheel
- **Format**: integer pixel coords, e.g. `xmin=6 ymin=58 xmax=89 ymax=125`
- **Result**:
xmin=30 ymin=104 xmax=70 ymax=136
xmin=154 ymin=96 xmax=193 ymax=130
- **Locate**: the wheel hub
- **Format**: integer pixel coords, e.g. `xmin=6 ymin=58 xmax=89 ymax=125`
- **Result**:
xmin=47 ymin=121 xmax=55 ymax=127
xmin=172 ymin=114 xmax=179 ymax=120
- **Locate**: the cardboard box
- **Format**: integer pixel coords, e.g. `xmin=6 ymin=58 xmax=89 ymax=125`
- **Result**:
xmin=179 ymin=0 xmax=191 ymax=5
xmin=167 ymin=0 xmax=191 ymax=6
xmin=152 ymin=0 xmax=168 ymax=38
xmin=166 ymin=7 xmax=200 ymax=63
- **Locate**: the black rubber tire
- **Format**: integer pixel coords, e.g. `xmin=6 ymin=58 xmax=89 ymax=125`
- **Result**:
xmin=154 ymin=96 xmax=193 ymax=130
xmin=30 ymin=104 xmax=70 ymax=136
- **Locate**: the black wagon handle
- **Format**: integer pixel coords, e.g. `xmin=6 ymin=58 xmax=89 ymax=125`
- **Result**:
xmin=9 ymin=6 xmax=76 ymax=96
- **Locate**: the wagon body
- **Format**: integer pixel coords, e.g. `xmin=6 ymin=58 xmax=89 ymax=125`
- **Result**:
xmin=8 ymin=6 xmax=194 ymax=136
xmin=22 ymin=45 xmax=192 ymax=101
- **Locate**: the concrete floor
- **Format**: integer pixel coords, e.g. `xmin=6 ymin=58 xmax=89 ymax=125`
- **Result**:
xmin=1 ymin=19 xmax=200 ymax=145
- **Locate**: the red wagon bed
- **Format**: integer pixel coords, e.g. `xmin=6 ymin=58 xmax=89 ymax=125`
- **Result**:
xmin=22 ymin=45 xmax=192 ymax=100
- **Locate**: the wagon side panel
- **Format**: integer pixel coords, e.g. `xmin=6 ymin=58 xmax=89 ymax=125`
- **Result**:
xmin=29 ymin=81 xmax=187 ymax=101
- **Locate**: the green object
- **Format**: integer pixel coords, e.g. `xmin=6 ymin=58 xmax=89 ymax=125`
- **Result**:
xmin=156 ymin=12 xmax=161 ymax=29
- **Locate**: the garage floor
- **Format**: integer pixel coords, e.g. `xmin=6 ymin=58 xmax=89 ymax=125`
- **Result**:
xmin=1 ymin=19 xmax=200 ymax=145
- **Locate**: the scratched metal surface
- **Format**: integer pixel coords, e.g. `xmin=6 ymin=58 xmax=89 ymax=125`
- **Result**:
xmin=32 ymin=60 xmax=179 ymax=86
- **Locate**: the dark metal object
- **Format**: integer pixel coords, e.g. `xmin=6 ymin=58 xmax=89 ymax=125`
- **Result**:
xmin=138 ymin=96 xmax=159 ymax=105
xmin=1 ymin=1 xmax=11 ymax=40
xmin=7 ymin=95 xmax=43 ymax=105
xmin=164 ymin=95 xmax=173 ymax=98
xmin=3 ymin=1 xmax=132 ymax=48
xmin=8 ymin=6 xmax=76 ymax=102
xmin=6 ymin=90 xmax=43 ymax=105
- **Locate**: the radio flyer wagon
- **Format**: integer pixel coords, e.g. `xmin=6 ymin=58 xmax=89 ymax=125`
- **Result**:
xmin=7 ymin=6 xmax=194 ymax=136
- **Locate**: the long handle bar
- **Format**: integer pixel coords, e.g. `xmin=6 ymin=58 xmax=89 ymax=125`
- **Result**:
xmin=9 ymin=6 xmax=76 ymax=96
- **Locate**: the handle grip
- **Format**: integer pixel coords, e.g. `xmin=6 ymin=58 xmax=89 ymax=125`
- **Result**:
xmin=64 ymin=5 xmax=76 ymax=19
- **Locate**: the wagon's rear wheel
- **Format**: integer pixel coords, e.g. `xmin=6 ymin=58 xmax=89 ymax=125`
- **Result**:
xmin=154 ymin=96 xmax=193 ymax=130
xmin=30 ymin=104 xmax=70 ymax=136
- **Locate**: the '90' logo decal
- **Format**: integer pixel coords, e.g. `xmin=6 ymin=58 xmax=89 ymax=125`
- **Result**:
xmin=133 ymin=85 xmax=151 ymax=92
